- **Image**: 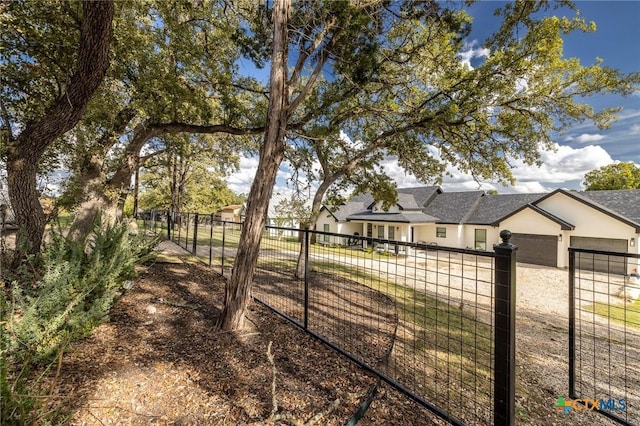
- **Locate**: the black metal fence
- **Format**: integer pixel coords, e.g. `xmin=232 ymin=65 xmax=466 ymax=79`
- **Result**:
xmin=569 ymin=248 xmax=640 ymax=426
xmin=139 ymin=211 xmax=518 ymax=425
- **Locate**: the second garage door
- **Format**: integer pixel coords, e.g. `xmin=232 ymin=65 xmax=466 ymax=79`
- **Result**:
xmin=510 ymin=233 xmax=558 ymax=267
xmin=569 ymin=236 xmax=628 ymax=274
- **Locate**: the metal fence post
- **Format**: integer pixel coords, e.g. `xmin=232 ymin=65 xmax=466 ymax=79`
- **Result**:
xmin=192 ymin=213 xmax=199 ymax=254
xmin=304 ymin=227 xmax=310 ymax=330
xmin=209 ymin=213 xmax=214 ymax=266
xmin=186 ymin=212 xmax=191 ymax=250
xmin=167 ymin=209 xmax=171 ymax=240
xmin=493 ymin=229 xmax=517 ymax=426
xmin=568 ymin=249 xmax=576 ymax=399
xmin=221 ymin=221 xmax=226 ymax=275
xmin=154 ymin=210 xmax=159 ymax=234
xmin=177 ymin=212 xmax=182 ymax=246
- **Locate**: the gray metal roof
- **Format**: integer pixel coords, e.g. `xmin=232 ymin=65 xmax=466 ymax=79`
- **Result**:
xmin=323 ymin=187 xmax=640 ymax=230
xmin=574 ymin=189 xmax=640 ymax=225
xmin=464 ymin=193 xmax=545 ymax=224
xmin=423 ymin=191 xmax=485 ymax=224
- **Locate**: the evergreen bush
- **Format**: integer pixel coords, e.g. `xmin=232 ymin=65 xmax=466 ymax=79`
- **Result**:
xmin=1 ymin=218 xmax=159 ymax=424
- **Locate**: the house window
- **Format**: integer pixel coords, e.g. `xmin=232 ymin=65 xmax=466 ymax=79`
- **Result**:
xmin=367 ymin=223 xmax=373 ymax=238
xmin=388 ymin=226 xmax=395 ymax=241
xmin=378 ymin=225 xmax=385 ymax=239
xmin=475 ymin=229 xmax=487 ymax=250
xmin=436 ymin=227 xmax=446 ymax=238
xmin=323 ymin=224 xmax=330 ymax=242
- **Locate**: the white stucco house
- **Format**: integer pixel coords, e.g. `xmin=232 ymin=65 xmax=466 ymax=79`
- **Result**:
xmin=317 ymin=186 xmax=640 ymax=272
xmin=265 ymin=193 xmax=312 ymax=238
xmin=215 ymin=204 xmax=244 ymax=223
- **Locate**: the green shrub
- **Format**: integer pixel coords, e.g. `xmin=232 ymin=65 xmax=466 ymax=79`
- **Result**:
xmin=1 ymin=218 xmax=159 ymax=424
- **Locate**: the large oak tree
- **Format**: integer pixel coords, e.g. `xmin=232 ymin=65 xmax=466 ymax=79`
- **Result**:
xmin=1 ymin=0 xmax=114 ymax=263
xmin=221 ymin=0 xmax=640 ymax=329
xmin=60 ymin=0 xmax=263 ymax=241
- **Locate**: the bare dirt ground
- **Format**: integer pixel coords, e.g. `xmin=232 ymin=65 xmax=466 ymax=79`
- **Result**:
xmin=7 ymin=237 xmax=635 ymax=425
xmin=54 ymin=259 xmax=446 ymax=426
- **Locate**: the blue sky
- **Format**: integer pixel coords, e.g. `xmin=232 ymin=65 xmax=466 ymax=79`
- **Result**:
xmin=228 ymin=1 xmax=640 ymax=196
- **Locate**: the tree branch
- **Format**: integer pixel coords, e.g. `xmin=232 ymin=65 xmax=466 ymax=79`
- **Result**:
xmin=150 ymin=122 xmax=264 ymax=136
xmin=9 ymin=0 xmax=114 ymax=158
xmin=0 ymin=98 xmax=14 ymax=141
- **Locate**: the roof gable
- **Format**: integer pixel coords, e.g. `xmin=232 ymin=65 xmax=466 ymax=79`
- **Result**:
xmin=330 ymin=186 xmax=440 ymax=221
xmin=465 ymin=193 xmax=545 ymax=225
xmin=574 ymin=189 xmax=640 ymax=224
xmin=534 ymin=189 xmax=640 ymax=232
xmin=495 ymin=203 xmax=574 ymax=230
xmin=423 ymin=191 xmax=484 ymax=224
xmin=397 ymin=186 xmax=442 ymax=207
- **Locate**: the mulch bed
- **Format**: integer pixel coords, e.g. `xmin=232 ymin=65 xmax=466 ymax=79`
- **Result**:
xmin=54 ymin=260 xmax=443 ymax=425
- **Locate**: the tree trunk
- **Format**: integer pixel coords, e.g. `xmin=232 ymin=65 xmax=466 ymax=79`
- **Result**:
xmin=7 ymin=155 xmax=45 ymax=257
xmin=294 ymin=179 xmax=332 ymax=279
xmin=66 ymin=152 xmax=109 ymax=241
xmin=6 ymin=0 xmax=113 ymax=265
xmin=218 ymin=0 xmax=290 ymax=331
xmin=67 ymin=121 xmax=156 ymax=241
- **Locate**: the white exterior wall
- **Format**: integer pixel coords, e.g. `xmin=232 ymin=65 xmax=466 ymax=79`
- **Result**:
xmin=419 ymin=224 xmax=463 ymax=248
xmin=501 ymin=208 xmax=564 ymax=266
xmin=501 ymin=209 xmax=561 ymax=235
xmin=316 ymin=212 xmax=365 ymax=245
xmin=316 ymin=211 xmax=337 ymax=234
xmin=538 ymin=194 xmax=634 ymax=239
xmin=486 ymin=227 xmax=502 ymax=249
xmin=630 ymin=238 xmax=640 ymax=272
xmin=538 ymin=194 xmax=637 ymax=268
xmin=412 ymin=224 xmax=435 ymax=244
xmin=462 ymin=225 xmax=500 ymax=250
xmin=336 ymin=222 xmax=363 ymax=238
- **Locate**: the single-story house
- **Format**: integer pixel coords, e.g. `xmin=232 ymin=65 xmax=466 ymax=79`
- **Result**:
xmin=265 ymin=193 xmax=312 ymax=238
xmin=317 ymin=186 xmax=640 ymax=272
xmin=215 ymin=204 xmax=244 ymax=223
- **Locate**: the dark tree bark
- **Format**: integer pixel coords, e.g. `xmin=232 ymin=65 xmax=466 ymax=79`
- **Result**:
xmin=68 ymin=123 xmax=159 ymax=240
xmin=66 ymin=107 xmax=135 ymax=241
xmin=6 ymin=0 xmax=114 ymax=263
xmin=218 ymin=0 xmax=291 ymax=331
xmin=66 ymin=115 xmax=264 ymax=241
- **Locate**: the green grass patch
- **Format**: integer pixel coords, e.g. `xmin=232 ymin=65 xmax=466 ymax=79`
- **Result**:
xmin=585 ymin=299 xmax=640 ymax=329
xmin=309 ymin=260 xmax=494 ymax=373
xmin=257 ymin=258 xmax=297 ymax=272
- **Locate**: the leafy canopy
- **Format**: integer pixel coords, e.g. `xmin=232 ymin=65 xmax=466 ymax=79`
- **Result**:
xmin=275 ymin=1 xmax=639 ymax=213
xmin=583 ymin=163 xmax=640 ymax=190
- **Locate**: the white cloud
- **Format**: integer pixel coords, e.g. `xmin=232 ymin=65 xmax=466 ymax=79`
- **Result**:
xmin=565 ymin=133 xmax=605 ymax=144
xmin=629 ymin=124 xmax=640 ymax=135
xmin=226 ymin=156 xmax=259 ymax=194
xmin=229 ymin=141 xmax=618 ymax=198
xmin=381 ymin=142 xmax=614 ymax=194
xmin=504 ymin=143 xmax=612 ymax=188
xmin=458 ymin=40 xmax=490 ymax=69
